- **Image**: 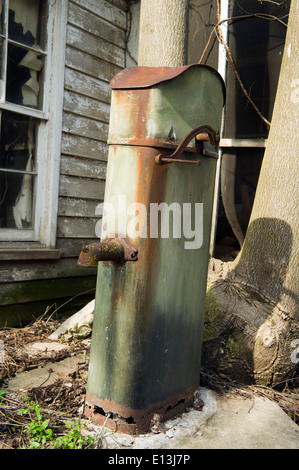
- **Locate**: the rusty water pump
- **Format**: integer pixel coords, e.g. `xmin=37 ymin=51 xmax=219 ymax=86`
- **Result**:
xmin=78 ymin=65 xmax=225 ymax=434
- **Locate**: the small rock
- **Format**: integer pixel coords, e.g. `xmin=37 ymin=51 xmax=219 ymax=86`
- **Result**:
xmin=49 ymin=299 xmax=95 ymax=340
xmin=150 ymin=413 xmax=166 ymax=434
xmin=24 ymin=341 xmax=69 ymax=356
xmin=193 ymin=397 xmax=205 ymax=411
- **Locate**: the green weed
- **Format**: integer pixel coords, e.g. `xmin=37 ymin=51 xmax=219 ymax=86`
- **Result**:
xmin=18 ymin=397 xmax=53 ymax=449
xmin=0 ymin=391 xmax=6 ymax=404
xmin=53 ymin=421 xmax=95 ymax=449
xmin=18 ymin=397 xmax=95 ymax=449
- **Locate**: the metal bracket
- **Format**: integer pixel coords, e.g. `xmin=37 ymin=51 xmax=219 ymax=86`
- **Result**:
xmin=155 ymin=125 xmax=220 ymax=166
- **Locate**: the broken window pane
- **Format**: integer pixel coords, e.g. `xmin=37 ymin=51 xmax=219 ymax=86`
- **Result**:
xmin=7 ymin=43 xmax=44 ymax=107
xmin=8 ymin=0 xmax=47 ymax=50
xmin=0 ymin=0 xmax=47 ymax=109
xmin=0 ymin=110 xmax=36 ymax=229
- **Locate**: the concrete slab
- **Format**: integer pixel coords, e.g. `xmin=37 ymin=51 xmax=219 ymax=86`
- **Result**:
xmin=90 ymin=388 xmax=299 ymax=449
xmin=2 ymin=344 xmax=298 ymax=449
xmin=24 ymin=341 xmax=69 ymax=356
xmin=4 ymin=353 xmax=86 ymax=392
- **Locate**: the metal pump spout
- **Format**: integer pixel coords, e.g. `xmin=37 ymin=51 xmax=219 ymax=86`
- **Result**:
xmin=78 ymin=237 xmax=138 ymax=267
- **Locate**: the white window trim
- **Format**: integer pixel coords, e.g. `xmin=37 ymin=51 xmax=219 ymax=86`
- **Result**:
xmin=0 ymin=0 xmax=68 ymax=251
xmin=210 ymin=0 xmax=229 ymax=254
xmin=220 ymin=138 xmax=267 ymax=148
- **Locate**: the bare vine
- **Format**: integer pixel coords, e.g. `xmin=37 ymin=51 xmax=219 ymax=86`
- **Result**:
xmin=198 ymin=0 xmax=289 ymax=129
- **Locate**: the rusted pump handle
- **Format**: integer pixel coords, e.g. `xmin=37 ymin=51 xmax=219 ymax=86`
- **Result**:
xmin=155 ymin=125 xmax=219 ymax=165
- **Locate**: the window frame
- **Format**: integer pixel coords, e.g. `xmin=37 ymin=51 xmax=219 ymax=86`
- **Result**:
xmin=0 ymin=0 xmax=49 ymax=115
xmin=210 ymin=0 xmax=276 ymax=253
xmin=0 ymin=0 xmax=67 ymax=255
xmin=209 ymin=0 xmax=288 ymax=254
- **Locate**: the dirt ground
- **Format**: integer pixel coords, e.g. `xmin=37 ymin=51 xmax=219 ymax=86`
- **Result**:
xmin=0 ymin=318 xmax=298 ymax=449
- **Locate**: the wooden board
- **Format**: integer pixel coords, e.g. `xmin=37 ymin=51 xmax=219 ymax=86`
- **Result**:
xmin=66 ymin=25 xmax=124 ymax=67
xmin=0 ymin=258 xmax=96 ymax=283
xmin=62 ymin=112 xmax=109 ymax=142
xmin=65 ymin=46 xmax=122 ymax=82
xmin=58 ymin=196 xmax=103 ymax=218
xmin=64 ymin=68 xmax=112 ymax=104
xmin=71 ymin=0 xmax=127 ymax=29
xmin=61 ymin=133 xmax=108 ymax=161
xmin=68 ymin=1 xmax=126 ymax=47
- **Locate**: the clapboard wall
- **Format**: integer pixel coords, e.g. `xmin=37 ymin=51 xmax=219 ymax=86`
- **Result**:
xmin=0 ymin=0 xmax=128 ymax=326
xmin=57 ymin=0 xmax=126 ymax=255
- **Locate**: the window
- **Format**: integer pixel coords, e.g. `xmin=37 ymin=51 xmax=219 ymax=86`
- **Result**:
xmin=0 ymin=0 xmax=66 ymax=250
xmin=0 ymin=111 xmax=37 ymax=231
xmin=0 ymin=0 xmax=47 ymax=241
xmin=222 ymin=0 xmax=289 ymax=140
xmin=215 ymin=0 xmax=289 ymax=253
xmin=0 ymin=0 xmax=47 ymax=110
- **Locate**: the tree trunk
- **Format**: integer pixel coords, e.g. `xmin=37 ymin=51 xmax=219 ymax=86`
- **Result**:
xmin=138 ymin=0 xmax=189 ymax=66
xmin=203 ymin=0 xmax=299 ymax=387
xmin=137 ymin=0 xmax=298 ymax=387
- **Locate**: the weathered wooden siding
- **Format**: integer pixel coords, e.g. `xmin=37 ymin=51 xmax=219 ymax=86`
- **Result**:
xmin=0 ymin=0 xmax=128 ymax=326
xmin=58 ymin=0 xmax=127 ymax=254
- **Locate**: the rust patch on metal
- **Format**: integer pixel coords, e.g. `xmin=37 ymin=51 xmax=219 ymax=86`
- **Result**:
xmin=132 ymin=88 xmax=150 ymax=145
xmin=111 ymin=289 xmax=122 ymax=307
xmin=110 ymin=64 xmax=225 ymax=93
xmin=85 ymin=383 xmax=199 ymax=435
xmin=110 ymin=65 xmax=195 ymax=89
xmin=134 ymin=145 xmax=170 ymax=331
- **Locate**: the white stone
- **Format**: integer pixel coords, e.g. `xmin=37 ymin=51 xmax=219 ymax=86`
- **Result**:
xmin=49 ymin=299 xmax=95 ymax=340
xmin=24 ymin=341 xmax=69 ymax=355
